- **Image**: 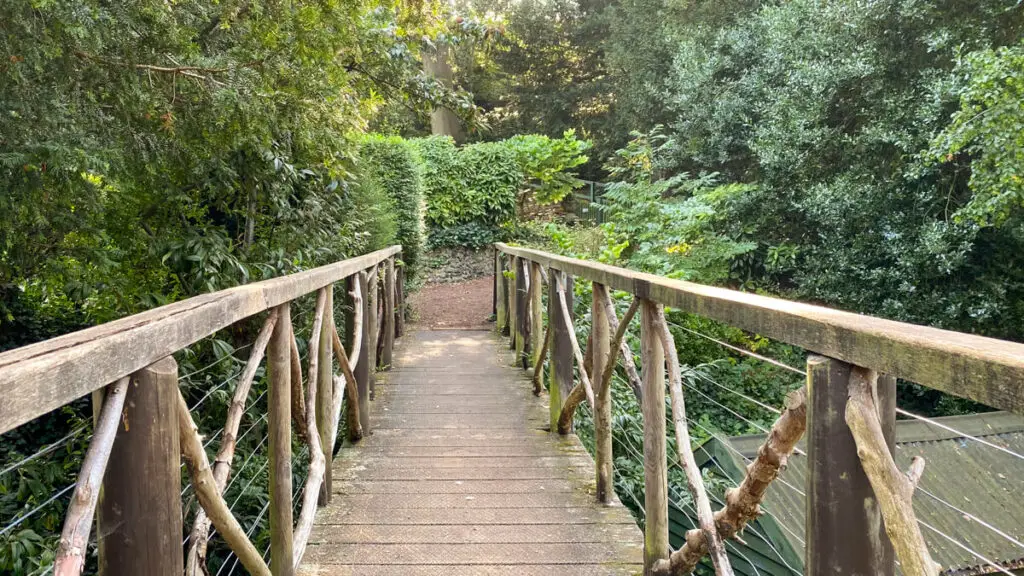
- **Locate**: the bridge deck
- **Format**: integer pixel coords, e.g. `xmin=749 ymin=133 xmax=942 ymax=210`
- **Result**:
xmin=299 ymin=329 xmax=644 ymax=575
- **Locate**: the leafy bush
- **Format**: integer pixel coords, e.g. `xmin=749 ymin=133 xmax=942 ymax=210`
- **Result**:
xmin=504 ymin=130 xmax=591 ymax=204
xmin=360 ymin=135 xmax=425 ymax=275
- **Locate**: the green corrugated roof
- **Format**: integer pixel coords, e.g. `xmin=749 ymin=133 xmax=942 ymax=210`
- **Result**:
xmin=679 ymin=412 xmax=1024 ymax=576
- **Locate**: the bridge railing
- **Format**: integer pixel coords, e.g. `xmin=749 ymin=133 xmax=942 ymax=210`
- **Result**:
xmin=493 ymin=242 xmax=1024 ymax=576
xmin=0 ymin=245 xmax=404 ymax=576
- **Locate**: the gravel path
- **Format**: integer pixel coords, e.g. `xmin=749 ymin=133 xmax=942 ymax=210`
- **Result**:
xmin=408 ymin=275 xmax=494 ymax=330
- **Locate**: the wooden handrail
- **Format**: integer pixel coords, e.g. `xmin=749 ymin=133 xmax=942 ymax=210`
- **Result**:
xmin=495 ymin=243 xmax=1024 ymax=414
xmin=0 ymin=245 xmax=401 ymax=435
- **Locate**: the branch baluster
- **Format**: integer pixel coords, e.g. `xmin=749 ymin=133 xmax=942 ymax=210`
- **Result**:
xmin=53 ymin=377 xmax=129 ymax=576
xmin=185 ymin=309 xmax=279 ymax=575
xmin=653 ymin=307 xmax=733 ymax=576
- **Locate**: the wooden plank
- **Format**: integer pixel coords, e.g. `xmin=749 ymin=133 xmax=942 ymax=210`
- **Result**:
xmin=97 ymin=357 xmax=182 ymax=576
xmin=805 ymin=356 xmax=893 ymax=576
xmin=592 ymin=283 xmax=612 ymax=504
xmin=495 ymin=244 xmax=1024 ymax=414
xmin=0 ymin=245 xmax=401 ymax=435
xmin=640 ymin=300 xmax=669 ymax=575
xmin=298 ymin=329 xmax=643 ymax=576
xmin=548 ymin=271 xmax=574 ymax=432
xmin=270 ymin=303 xmax=295 ymax=576
xmin=515 ymin=258 xmax=530 ymax=369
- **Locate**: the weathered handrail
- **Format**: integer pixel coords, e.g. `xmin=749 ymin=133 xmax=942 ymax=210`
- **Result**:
xmin=0 ymin=245 xmax=400 ymax=436
xmin=496 ymin=243 xmax=1024 ymax=414
xmin=1 ymin=245 xmax=403 ymax=576
xmin=493 ymin=242 xmax=1023 ymax=576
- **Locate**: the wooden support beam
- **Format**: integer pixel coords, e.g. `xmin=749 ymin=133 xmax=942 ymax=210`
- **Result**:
xmin=806 ymin=356 xmax=894 ymax=576
xmin=640 ymin=299 xmax=669 ymax=575
xmin=395 ymin=264 xmax=405 ymax=338
xmin=348 ymin=272 xmax=371 ymax=435
xmin=381 ymin=258 xmax=395 ymax=368
xmin=514 ymin=258 xmax=530 ymax=365
xmin=530 ymin=262 xmax=544 ymax=368
xmin=592 ymin=283 xmax=613 ymax=504
xmin=367 ymin=266 xmax=379 ymax=399
xmin=268 ymin=302 xmax=295 ymax=576
xmin=317 ymin=287 xmax=334 ymax=505
xmin=532 ymin=326 xmax=551 ymax=396
xmin=97 ymin=358 xmax=182 ymax=576
xmin=492 ymin=247 xmax=499 ymax=317
xmin=548 ymin=270 xmax=574 ymax=432
xmin=496 ymin=253 xmax=509 ymax=336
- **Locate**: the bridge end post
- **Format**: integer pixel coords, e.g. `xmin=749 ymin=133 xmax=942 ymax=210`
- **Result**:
xmin=97 ymin=356 xmax=182 ymax=576
xmin=317 ymin=287 xmax=335 ymax=506
xmin=640 ymin=299 xmax=669 ymax=575
xmin=806 ymin=355 xmax=895 ymax=576
xmin=269 ymin=302 xmax=295 ymax=576
xmin=592 ymin=282 xmax=613 ymax=504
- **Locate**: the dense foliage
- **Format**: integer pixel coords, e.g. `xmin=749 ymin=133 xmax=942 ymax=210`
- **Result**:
xmin=454 ymin=0 xmax=1024 ymax=342
xmin=360 ymin=135 xmax=425 ymax=276
xmin=0 ymin=1 xmax=475 ymax=572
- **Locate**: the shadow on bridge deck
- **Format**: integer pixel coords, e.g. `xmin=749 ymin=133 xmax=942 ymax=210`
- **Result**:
xmin=299 ymin=329 xmax=643 ymax=575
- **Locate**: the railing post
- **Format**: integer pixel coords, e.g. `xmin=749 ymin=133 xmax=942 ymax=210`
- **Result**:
xmin=548 ymin=270 xmax=573 ymax=432
xmin=806 ymin=356 xmax=895 ymax=576
xmin=509 ymin=256 xmax=519 ymax=352
xmin=496 ymin=253 xmax=508 ymax=336
xmin=492 ymin=247 xmax=499 ymax=318
xmin=367 ymin=265 xmax=379 ymax=398
xmin=348 ymin=272 xmax=371 ymax=434
xmin=530 ymin=262 xmax=543 ymax=368
xmin=268 ymin=302 xmax=294 ymax=576
xmin=640 ymin=299 xmax=669 ymax=575
xmin=317 ymin=287 xmax=334 ymax=506
xmin=381 ymin=258 xmax=395 ymax=368
xmin=97 ymin=357 xmax=181 ymax=576
xmin=395 ymin=264 xmax=405 ymax=339
xmin=592 ymin=283 xmax=612 ymax=504
xmin=514 ymin=257 xmax=530 ymax=368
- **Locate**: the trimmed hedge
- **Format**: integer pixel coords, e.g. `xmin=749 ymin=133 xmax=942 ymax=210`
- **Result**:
xmin=412 ymin=136 xmax=521 ymax=249
xmin=360 ymin=135 xmax=424 ymax=276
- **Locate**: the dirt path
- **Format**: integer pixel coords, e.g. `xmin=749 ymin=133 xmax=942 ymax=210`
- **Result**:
xmin=408 ymin=275 xmax=494 ymax=330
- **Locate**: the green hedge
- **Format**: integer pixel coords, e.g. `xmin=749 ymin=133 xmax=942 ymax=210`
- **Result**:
xmin=360 ymin=135 xmax=424 ymax=276
xmin=412 ymin=136 xmax=521 ymax=249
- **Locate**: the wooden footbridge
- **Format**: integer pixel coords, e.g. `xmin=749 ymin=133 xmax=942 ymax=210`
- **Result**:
xmin=1 ymin=243 xmax=1023 ymax=576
